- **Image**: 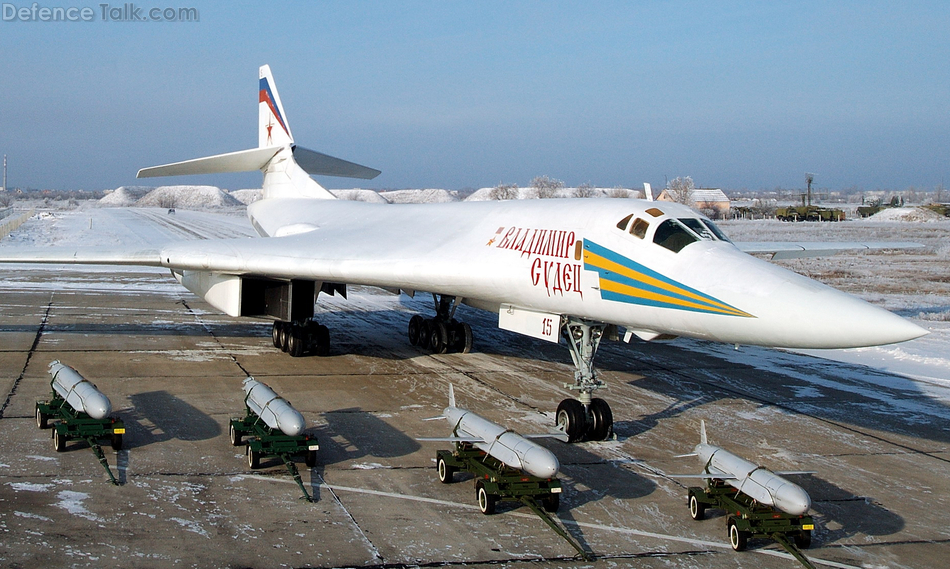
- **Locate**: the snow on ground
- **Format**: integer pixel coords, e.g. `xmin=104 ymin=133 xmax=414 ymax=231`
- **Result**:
xmin=228 ymin=189 xmax=263 ymax=205
xmin=98 ymin=186 xmax=153 ymax=206
xmin=330 ymin=189 xmax=389 ymax=203
xmin=378 ymin=189 xmax=460 ymax=203
xmin=866 ymin=206 xmax=946 ymax=222
xmin=135 ymin=185 xmax=242 ymax=208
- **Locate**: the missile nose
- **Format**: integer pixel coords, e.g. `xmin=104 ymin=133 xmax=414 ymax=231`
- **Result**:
xmin=522 ymin=446 xmax=559 ymax=479
xmin=775 ymin=484 xmax=811 ymax=516
xmin=86 ymin=394 xmax=112 ymax=420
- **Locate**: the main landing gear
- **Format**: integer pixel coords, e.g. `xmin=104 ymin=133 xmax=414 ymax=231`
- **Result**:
xmin=555 ymin=318 xmax=613 ymax=443
xmin=272 ymin=320 xmax=330 ymax=357
xmin=407 ymin=294 xmax=474 ymax=354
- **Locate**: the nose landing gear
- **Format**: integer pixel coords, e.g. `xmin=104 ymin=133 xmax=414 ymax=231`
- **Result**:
xmin=555 ymin=318 xmax=613 ymax=442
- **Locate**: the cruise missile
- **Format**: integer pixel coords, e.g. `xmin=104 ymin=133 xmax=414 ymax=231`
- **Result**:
xmin=673 ymin=421 xmax=813 ymax=516
xmin=242 ymin=377 xmax=305 ymax=436
xmin=48 ymin=360 xmax=111 ymax=419
xmin=419 ymin=385 xmax=565 ymax=479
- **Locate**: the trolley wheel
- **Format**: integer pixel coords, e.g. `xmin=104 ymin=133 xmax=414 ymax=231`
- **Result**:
xmin=36 ymin=407 xmax=49 ymax=429
xmin=728 ymin=518 xmax=748 ymax=551
xmin=689 ymin=493 xmax=705 ymax=520
xmin=305 ymin=449 xmax=317 ymax=467
xmin=476 ymin=482 xmax=496 ymax=515
xmin=229 ymin=423 xmax=243 ymax=446
xmin=795 ymin=530 xmax=811 ymax=549
xmin=110 ymin=433 xmax=123 ymax=451
xmin=437 ymin=456 xmax=455 ymax=484
xmin=246 ymin=444 xmax=261 ymax=469
xmin=542 ymin=493 xmax=560 ymax=513
xmin=53 ymin=429 xmax=66 ymax=452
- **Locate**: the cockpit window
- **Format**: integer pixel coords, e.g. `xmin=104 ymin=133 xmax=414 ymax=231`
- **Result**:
xmin=653 ymin=219 xmax=699 ymax=253
xmin=701 ymin=219 xmax=731 ymax=242
xmin=679 ymin=218 xmax=715 ymax=240
xmin=629 ymin=218 xmax=649 ymax=239
xmin=645 ymin=207 xmax=664 ymax=217
xmin=616 ymin=214 xmax=633 ymax=231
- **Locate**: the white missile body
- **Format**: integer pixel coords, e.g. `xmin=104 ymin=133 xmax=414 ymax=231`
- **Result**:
xmin=676 ymin=421 xmax=812 ymax=516
xmin=242 ymin=377 xmax=305 ymax=436
xmin=421 ymin=385 xmax=563 ymax=479
xmin=48 ymin=360 xmax=112 ymax=420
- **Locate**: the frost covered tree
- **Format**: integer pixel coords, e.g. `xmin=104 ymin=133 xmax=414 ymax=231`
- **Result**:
xmin=575 ymin=182 xmax=596 ymax=198
xmin=531 ymin=175 xmax=565 ymax=199
xmin=666 ymin=176 xmax=695 ymax=205
xmin=489 ymin=183 xmax=519 ymax=200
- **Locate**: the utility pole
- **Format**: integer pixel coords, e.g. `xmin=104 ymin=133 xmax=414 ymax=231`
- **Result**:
xmin=805 ymin=172 xmax=815 ymax=207
xmin=2 ymin=155 xmax=6 ymax=193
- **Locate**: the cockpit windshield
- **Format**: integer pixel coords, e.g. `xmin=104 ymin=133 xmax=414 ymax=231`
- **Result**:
xmin=653 ymin=219 xmax=699 ymax=253
xmin=616 ymin=212 xmax=732 ymax=253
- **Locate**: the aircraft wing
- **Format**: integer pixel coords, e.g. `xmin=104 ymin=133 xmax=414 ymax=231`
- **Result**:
xmin=734 ymin=241 xmax=924 ymax=260
xmin=0 ymin=246 xmax=164 ymax=266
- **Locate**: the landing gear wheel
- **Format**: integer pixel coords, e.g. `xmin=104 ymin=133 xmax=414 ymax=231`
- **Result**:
xmin=111 ymin=433 xmax=123 ymax=451
xmin=429 ymin=320 xmax=449 ymax=354
xmin=556 ymin=399 xmax=587 ymax=443
xmin=311 ymin=324 xmax=330 ymax=357
xmin=437 ymin=457 xmax=455 ymax=484
xmin=476 ymin=482 xmax=496 ymax=515
xmin=278 ymin=322 xmax=290 ymax=353
xmin=36 ymin=407 xmax=48 ymax=429
xmin=229 ymin=423 xmax=243 ymax=446
xmin=588 ymin=398 xmax=613 ymax=441
xmin=53 ymin=429 xmax=66 ymax=452
xmin=728 ymin=518 xmax=748 ymax=551
xmin=272 ymin=321 xmax=282 ymax=349
xmin=288 ymin=327 xmax=305 ymax=357
xmin=305 ymin=449 xmax=317 ymax=468
xmin=246 ymin=445 xmax=261 ymax=469
xmin=689 ymin=493 xmax=705 ymax=520
xmin=542 ymin=493 xmax=560 ymax=513
xmin=408 ymin=315 xmax=424 ymax=346
xmin=458 ymin=322 xmax=473 ymax=353
xmin=795 ymin=530 xmax=811 ymax=549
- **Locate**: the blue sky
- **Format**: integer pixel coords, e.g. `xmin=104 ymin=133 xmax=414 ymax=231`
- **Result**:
xmin=1 ymin=1 xmax=948 ymax=192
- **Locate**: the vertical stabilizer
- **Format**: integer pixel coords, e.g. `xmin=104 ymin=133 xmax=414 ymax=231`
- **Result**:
xmin=700 ymin=420 xmax=707 ymax=445
xmin=259 ymin=65 xmax=294 ymax=148
xmin=448 ymin=384 xmax=456 ymax=408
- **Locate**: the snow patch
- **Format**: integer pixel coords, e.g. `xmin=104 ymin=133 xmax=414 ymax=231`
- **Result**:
xmin=7 ymin=482 xmax=54 ymax=492
xmin=135 ymin=185 xmax=242 ymax=209
xmin=54 ymin=490 xmax=102 ymax=522
xmin=330 ymin=189 xmax=389 ymax=203
xmin=378 ymin=189 xmax=460 ymax=203
xmin=867 ymin=207 xmax=946 ymax=223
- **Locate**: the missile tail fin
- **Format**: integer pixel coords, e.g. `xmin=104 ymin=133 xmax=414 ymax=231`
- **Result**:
xmin=448 ymin=384 xmax=456 ymax=408
xmin=700 ymin=420 xmax=707 ymax=445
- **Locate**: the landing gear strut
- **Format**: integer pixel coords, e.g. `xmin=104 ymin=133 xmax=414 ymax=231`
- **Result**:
xmin=555 ymin=318 xmax=613 ymax=442
xmin=408 ymin=294 xmax=473 ymax=354
xmin=272 ymin=320 xmax=330 ymax=357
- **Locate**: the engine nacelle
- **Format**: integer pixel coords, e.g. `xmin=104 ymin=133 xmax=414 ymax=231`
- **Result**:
xmin=173 ymin=270 xmax=320 ymax=321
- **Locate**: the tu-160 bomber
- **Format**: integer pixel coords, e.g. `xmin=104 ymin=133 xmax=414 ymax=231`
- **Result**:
xmin=0 ymin=65 xmax=928 ymax=444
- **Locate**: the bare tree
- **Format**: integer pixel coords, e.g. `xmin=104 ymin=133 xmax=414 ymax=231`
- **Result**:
xmin=531 ymin=175 xmax=565 ymax=199
xmin=575 ymin=182 xmax=596 ymax=198
xmin=665 ymin=176 xmax=695 ymax=205
xmin=607 ymin=186 xmax=631 ymax=198
xmin=489 ymin=183 xmax=519 ymax=201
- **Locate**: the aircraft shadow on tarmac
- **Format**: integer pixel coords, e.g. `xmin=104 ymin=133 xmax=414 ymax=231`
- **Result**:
xmin=317 ymin=407 xmax=422 ymax=464
xmin=125 ymin=391 xmax=221 ymax=447
xmin=798 ymin=475 xmax=905 ymax=543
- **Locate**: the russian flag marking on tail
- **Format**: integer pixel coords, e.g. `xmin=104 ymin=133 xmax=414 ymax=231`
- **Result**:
xmin=259 ymin=64 xmax=294 ymax=148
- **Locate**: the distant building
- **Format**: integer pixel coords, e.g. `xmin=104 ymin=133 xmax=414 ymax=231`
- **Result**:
xmin=656 ymin=187 xmax=730 ymax=218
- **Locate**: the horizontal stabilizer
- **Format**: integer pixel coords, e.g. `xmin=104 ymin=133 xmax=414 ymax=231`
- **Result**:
xmin=137 ymin=147 xmax=281 ymax=178
xmin=293 ymin=146 xmax=381 ymax=179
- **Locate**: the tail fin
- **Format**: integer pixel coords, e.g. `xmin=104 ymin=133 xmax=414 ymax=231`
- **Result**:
xmin=448 ymin=384 xmax=456 ymax=408
xmin=700 ymin=420 xmax=707 ymax=445
xmin=259 ymin=64 xmax=294 ymax=148
xmin=137 ymin=64 xmax=380 ymax=195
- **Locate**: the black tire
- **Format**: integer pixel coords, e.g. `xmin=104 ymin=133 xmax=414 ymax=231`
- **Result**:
xmin=247 ymin=445 xmax=261 ymax=469
xmin=542 ymin=493 xmax=560 ymax=513
xmin=459 ymin=322 xmax=473 ymax=354
xmin=288 ymin=327 xmax=305 ymax=357
xmin=429 ymin=320 xmax=448 ymax=354
xmin=795 ymin=530 xmax=811 ymax=549
xmin=689 ymin=493 xmax=705 ymax=520
xmin=36 ymin=407 xmax=48 ymax=429
xmin=305 ymin=449 xmax=317 ymax=467
xmin=556 ymin=399 xmax=587 ymax=443
xmin=111 ymin=433 xmax=123 ymax=451
xmin=408 ymin=315 xmax=424 ymax=346
xmin=728 ymin=519 xmax=748 ymax=551
xmin=312 ymin=324 xmax=330 ymax=357
xmin=272 ymin=321 xmax=281 ymax=349
xmin=278 ymin=322 xmax=290 ymax=353
xmin=588 ymin=398 xmax=613 ymax=441
xmin=437 ymin=457 xmax=455 ymax=484
xmin=229 ymin=423 xmax=243 ymax=446
xmin=53 ymin=429 xmax=66 ymax=452
xmin=476 ymin=482 xmax=496 ymax=515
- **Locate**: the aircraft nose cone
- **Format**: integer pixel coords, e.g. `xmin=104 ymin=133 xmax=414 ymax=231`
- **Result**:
xmin=522 ymin=446 xmax=559 ymax=479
